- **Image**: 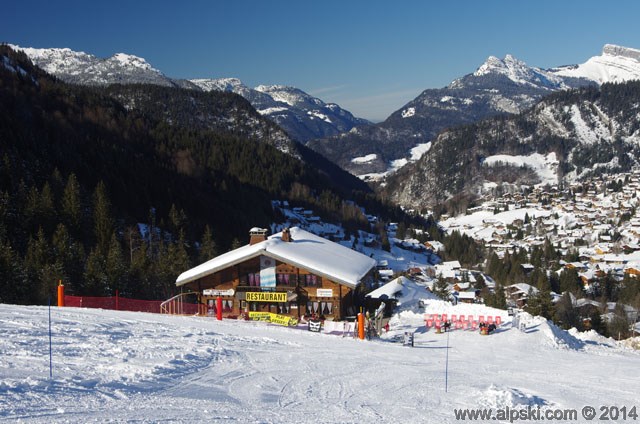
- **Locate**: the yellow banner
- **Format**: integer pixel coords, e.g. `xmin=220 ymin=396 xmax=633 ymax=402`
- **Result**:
xmin=245 ymin=292 xmax=287 ymax=302
xmin=248 ymin=311 xmax=298 ymax=326
xmin=269 ymin=313 xmax=294 ymax=326
xmin=248 ymin=312 xmax=272 ymax=321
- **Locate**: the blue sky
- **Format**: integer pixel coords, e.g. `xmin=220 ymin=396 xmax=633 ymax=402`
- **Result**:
xmin=4 ymin=0 xmax=640 ymax=121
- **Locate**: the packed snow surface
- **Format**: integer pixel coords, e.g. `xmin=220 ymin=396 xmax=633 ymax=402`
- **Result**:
xmin=1 ymin=300 xmax=638 ymax=423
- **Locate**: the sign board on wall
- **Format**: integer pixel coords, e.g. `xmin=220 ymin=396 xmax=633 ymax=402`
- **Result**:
xmin=202 ymin=289 xmax=235 ymax=297
xmin=245 ymin=292 xmax=288 ymax=302
xmin=316 ymin=289 xmax=333 ymax=297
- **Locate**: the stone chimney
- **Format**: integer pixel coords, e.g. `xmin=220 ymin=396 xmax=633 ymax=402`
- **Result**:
xmin=281 ymin=227 xmax=292 ymax=242
xmin=249 ymin=227 xmax=268 ymax=245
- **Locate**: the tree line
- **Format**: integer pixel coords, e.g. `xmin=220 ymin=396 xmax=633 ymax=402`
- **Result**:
xmin=0 ymin=45 xmax=424 ymax=304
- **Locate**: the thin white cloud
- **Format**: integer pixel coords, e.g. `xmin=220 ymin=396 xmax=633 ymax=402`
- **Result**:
xmin=308 ymin=84 xmax=349 ymax=96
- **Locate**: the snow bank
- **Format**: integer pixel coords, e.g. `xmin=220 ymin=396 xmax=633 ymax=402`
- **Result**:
xmin=477 ymin=385 xmax=549 ymax=409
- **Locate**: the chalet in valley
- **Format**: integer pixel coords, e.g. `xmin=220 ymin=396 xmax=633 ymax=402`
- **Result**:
xmin=175 ymin=227 xmax=377 ymax=320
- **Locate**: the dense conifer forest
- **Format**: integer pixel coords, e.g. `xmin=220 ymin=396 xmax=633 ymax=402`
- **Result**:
xmin=0 ymin=46 xmax=424 ymax=304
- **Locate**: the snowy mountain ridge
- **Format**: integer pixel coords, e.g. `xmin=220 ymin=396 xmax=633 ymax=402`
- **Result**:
xmin=9 ymin=44 xmax=181 ymax=87
xmin=11 ymin=45 xmax=368 ymax=144
xmin=192 ymin=78 xmax=370 ymax=142
xmin=383 ymin=78 xmax=640 ymax=210
xmin=552 ymin=44 xmax=640 ymax=84
xmin=309 ymin=44 xmax=639 ymax=180
xmin=471 ymin=54 xmax=567 ymax=89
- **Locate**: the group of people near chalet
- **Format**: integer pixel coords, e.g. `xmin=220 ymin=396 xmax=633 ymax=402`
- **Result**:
xmin=478 ymin=321 xmax=497 ymax=335
xmin=439 ymin=320 xmax=497 ymax=334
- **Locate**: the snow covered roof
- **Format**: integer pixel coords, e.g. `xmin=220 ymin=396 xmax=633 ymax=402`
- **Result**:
xmin=366 ymin=276 xmax=407 ymax=300
xmin=176 ymin=227 xmax=376 ymax=289
xmin=506 ymin=283 xmax=538 ymax=295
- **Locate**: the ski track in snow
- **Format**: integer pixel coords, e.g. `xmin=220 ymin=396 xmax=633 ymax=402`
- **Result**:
xmin=1 ymin=303 xmax=639 ymax=423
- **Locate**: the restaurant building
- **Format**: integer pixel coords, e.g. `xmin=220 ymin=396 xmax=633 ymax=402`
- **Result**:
xmin=175 ymin=227 xmax=378 ymax=320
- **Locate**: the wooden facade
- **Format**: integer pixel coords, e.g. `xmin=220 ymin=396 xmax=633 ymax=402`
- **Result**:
xmin=182 ymin=255 xmax=373 ymax=320
xmin=176 ymin=227 xmax=378 ymax=321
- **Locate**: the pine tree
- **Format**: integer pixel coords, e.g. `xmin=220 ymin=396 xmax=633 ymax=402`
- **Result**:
xmin=106 ymin=233 xmax=127 ymax=296
xmin=93 ymin=182 xmax=114 ymax=256
xmin=525 ymin=282 xmax=554 ymax=320
xmin=607 ymin=303 xmax=631 ymax=340
xmin=62 ymin=173 xmax=83 ymax=237
xmin=84 ymin=247 xmax=108 ymax=296
xmin=24 ymin=228 xmax=59 ymax=304
xmin=588 ymin=311 xmax=608 ymax=336
xmin=433 ymin=276 xmax=450 ymax=301
xmin=231 ymin=237 xmax=243 ymax=250
xmin=128 ymin=242 xmax=154 ymax=299
xmin=493 ymin=283 xmax=507 ymax=309
xmin=199 ymin=225 xmax=218 ymax=264
xmin=168 ymin=204 xmax=188 ymax=240
xmin=39 ymin=182 xmax=56 ymax=236
xmin=0 ymin=239 xmax=26 ymax=303
xmin=474 ymin=273 xmax=486 ymax=290
xmin=553 ymin=292 xmax=581 ymax=330
xmin=559 ymin=268 xmax=582 ymax=293
xmin=396 ymin=222 xmax=406 ymax=240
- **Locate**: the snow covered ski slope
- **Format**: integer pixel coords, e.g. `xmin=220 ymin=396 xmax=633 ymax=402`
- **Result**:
xmin=1 ymin=303 xmax=638 ymax=423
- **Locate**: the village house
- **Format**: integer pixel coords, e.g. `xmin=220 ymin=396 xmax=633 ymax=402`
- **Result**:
xmin=175 ymin=227 xmax=377 ymax=321
xmin=504 ymin=283 xmax=538 ymax=308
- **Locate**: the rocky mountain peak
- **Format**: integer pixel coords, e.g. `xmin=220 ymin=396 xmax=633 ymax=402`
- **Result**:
xmin=602 ymin=44 xmax=640 ymax=62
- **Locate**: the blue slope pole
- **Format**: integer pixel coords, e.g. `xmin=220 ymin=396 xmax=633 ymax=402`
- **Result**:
xmin=445 ymin=329 xmax=449 ymax=393
xmin=48 ymin=296 xmax=53 ymax=379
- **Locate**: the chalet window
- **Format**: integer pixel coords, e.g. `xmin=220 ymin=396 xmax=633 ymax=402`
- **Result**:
xmin=277 ymin=303 xmax=290 ymax=314
xmin=307 ymin=300 xmax=333 ymax=316
xmin=303 ymin=274 xmax=322 ymax=287
xmin=223 ymin=299 xmax=233 ymax=313
xmin=276 ymin=273 xmax=297 ymax=286
xmin=245 ymin=273 xmax=260 ymax=287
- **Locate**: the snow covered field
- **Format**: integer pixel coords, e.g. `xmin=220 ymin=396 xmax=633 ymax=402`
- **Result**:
xmin=1 ymin=300 xmax=639 ymax=423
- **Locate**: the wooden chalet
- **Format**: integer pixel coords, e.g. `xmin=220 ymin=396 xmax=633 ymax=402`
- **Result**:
xmin=176 ymin=227 xmax=377 ymax=320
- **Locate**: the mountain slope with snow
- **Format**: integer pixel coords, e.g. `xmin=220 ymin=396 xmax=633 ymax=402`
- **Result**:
xmin=383 ymin=79 xmax=640 ymax=209
xmin=191 ymin=79 xmax=369 ymax=142
xmin=10 ymin=45 xmax=195 ymax=88
xmin=310 ymin=44 xmax=640 ymax=180
xmin=7 ymin=45 xmax=368 ymax=144
xmin=1 ymin=302 xmax=637 ymax=423
xmin=552 ymin=44 xmax=640 ymax=84
xmin=308 ymin=51 xmax=594 ymax=178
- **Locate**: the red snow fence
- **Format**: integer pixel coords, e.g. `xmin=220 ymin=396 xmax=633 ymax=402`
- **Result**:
xmin=64 ymin=294 xmax=162 ymax=314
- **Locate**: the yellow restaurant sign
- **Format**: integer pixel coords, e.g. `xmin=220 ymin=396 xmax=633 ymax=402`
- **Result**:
xmin=245 ymin=291 xmax=287 ymax=302
xmin=248 ymin=311 xmax=298 ymax=327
